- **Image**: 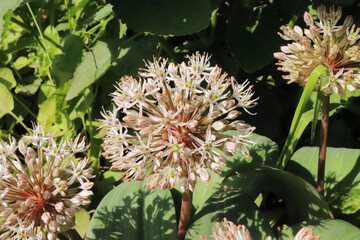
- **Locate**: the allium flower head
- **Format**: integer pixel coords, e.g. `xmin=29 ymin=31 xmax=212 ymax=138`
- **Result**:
xmin=0 ymin=123 xmax=94 ymax=239
xmin=200 ymin=218 xmax=252 ymax=240
xmin=100 ymin=52 xmax=257 ymax=192
xmin=274 ymin=5 xmax=360 ymax=96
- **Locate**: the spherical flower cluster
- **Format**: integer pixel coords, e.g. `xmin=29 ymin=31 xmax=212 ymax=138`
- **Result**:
xmin=100 ymin=52 xmax=257 ymax=192
xmin=200 ymin=218 xmax=252 ymax=240
xmin=0 ymin=124 xmax=94 ymax=240
xmin=274 ymin=5 xmax=360 ymax=96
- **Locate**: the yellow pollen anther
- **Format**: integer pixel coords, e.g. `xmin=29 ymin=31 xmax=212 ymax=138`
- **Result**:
xmin=172 ymin=145 xmax=179 ymax=152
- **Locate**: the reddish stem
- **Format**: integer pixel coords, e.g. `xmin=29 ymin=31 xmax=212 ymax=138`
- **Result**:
xmin=177 ymin=189 xmax=193 ymax=240
xmin=316 ymin=95 xmax=329 ymax=195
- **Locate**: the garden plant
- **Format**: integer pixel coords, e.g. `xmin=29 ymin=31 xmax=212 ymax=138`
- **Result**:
xmin=1 ymin=0 xmax=360 ymax=239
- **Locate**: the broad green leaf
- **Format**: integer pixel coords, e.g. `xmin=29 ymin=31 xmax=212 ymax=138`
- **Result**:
xmin=191 ymin=133 xmax=279 ymax=211
xmin=48 ymin=110 xmax=72 ymax=137
xmin=110 ymin=0 xmax=211 ymax=35
xmin=279 ymin=219 xmax=360 ymax=240
xmin=0 ymin=68 xmax=16 ymax=89
xmin=51 ymin=34 xmax=83 ymax=88
xmin=0 ymin=0 xmax=25 ymax=43
xmin=226 ymin=5 xmax=281 ymax=73
xmin=13 ymin=56 xmax=30 ymax=70
xmin=37 ymin=83 xmax=56 ymax=105
xmin=69 ymin=88 xmax=95 ymax=120
xmin=98 ymin=36 xmax=157 ymax=109
xmin=37 ymin=96 xmax=56 ymax=127
xmin=223 ymin=132 xmax=279 ymax=172
xmin=288 ymin=147 xmax=360 ymax=214
xmin=86 ymin=181 xmax=177 ymax=240
xmin=229 ymin=165 xmax=333 ymax=223
xmin=0 ymin=14 xmax=24 ymax=50
xmin=65 ymin=23 xmax=121 ymax=100
xmin=0 ymin=82 xmax=14 ymax=118
xmin=191 ymin=171 xmax=223 ymax=210
xmin=91 ymin=170 xmax=124 ymax=208
xmin=43 ymin=25 xmax=61 ymax=58
xmin=187 ymin=189 xmax=275 ymax=239
xmin=81 ymin=4 xmax=113 ymax=25
xmin=109 ymin=36 xmax=158 ymax=78
xmin=74 ymin=209 xmax=91 ymax=238
xmin=277 ymin=65 xmax=329 ymax=168
xmin=14 ymin=77 xmax=42 ymax=96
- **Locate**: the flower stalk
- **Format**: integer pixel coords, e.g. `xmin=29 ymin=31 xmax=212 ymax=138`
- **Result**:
xmin=317 ymin=95 xmax=329 ymax=195
xmin=177 ymin=190 xmax=193 ymax=240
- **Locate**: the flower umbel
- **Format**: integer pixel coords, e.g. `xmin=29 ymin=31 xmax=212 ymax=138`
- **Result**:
xmin=0 ymin=123 xmax=94 ymax=239
xmin=100 ymin=52 xmax=257 ymax=192
xmin=274 ymin=5 xmax=360 ymax=96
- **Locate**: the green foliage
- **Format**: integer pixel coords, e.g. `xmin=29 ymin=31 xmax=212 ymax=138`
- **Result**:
xmin=227 ymin=5 xmax=281 ymax=73
xmin=279 ymin=219 xmax=360 ymax=239
xmin=0 ymin=0 xmax=24 ymax=44
xmin=288 ymin=147 xmax=360 ymax=214
xmin=65 ymin=22 xmax=122 ymax=100
xmin=0 ymin=83 xmax=14 ymax=118
xmin=0 ymin=0 xmax=360 ymax=238
xmin=278 ymin=65 xmax=329 ymax=168
xmin=227 ymin=165 xmax=333 ymax=223
xmin=187 ymin=190 xmax=275 ymax=239
xmin=86 ymin=181 xmax=177 ymax=240
xmin=110 ymin=0 xmax=211 ymax=36
xmin=0 ymin=67 xmax=16 ymax=89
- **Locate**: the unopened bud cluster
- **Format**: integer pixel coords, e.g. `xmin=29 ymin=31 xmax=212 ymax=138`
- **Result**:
xmin=100 ymin=52 xmax=257 ymax=192
xmin=0 ymin=123 xmax=94 ymax=239
xmin=274 ymin=5 xmax=360 ymax=96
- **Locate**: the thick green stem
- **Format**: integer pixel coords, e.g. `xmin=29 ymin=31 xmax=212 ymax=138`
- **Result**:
xmin=177 ymin=189 xmax=193 ymax=240
xmin=316 ymin=95 xmax=329 ymax=195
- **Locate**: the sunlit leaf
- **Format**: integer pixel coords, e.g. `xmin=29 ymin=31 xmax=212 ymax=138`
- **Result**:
xmin=81 ymin=4 xmax=113 ymax=26
xmin=279 ymin=219 xmax=360 ymax=240
xmin=187 ymin=189 xmax=275 ymax=239
xmin=228 ymin=164 xmax=333 ymax=223
xmin=74 ymin=209 xmax=91 ymax=238
xmin=37 ymin=96 xmax=56 ymax=127
xmin=86 ymin=181 xmax=177 ymax=240
xmin=0 ymin=0 xmax=25 ymax=43
xmin=51 ymin=34 xmax=83 ymax=88
xmin=0 ymin=82 xmax=14 ymax=118
xmin=288 ymin=147 xmax=360 ymax=214
xmin=65 ymin=21 xmax=121 ymax=100
xmin=0 ymin=67 xmax=16 ymax=89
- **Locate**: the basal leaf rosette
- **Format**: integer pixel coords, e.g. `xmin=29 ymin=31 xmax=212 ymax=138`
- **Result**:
xmin=100 ymin=52 xmax=257 ymax=192
xmin=0 ymin=123 xmax=94 ymax=240
xmin=274 ymin=5 xmax=360 ymax=96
